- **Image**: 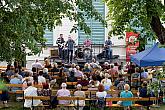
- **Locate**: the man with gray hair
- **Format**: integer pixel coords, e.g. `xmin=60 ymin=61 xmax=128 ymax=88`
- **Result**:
xmin=32 ymin=59 xmax=43 ymax=70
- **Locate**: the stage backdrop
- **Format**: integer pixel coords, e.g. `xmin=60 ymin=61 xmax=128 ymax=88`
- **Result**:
xmin=126 ymin=32 xmax=139 ymax=62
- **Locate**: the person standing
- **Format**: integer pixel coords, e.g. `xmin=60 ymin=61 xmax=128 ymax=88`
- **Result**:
xmin=56 ymin=34 xmax=65 ymax=59
xmin=65 ymin=36 xmax=75 ymax=63
xmin=105 ymin=37 xmax=113 ymax=60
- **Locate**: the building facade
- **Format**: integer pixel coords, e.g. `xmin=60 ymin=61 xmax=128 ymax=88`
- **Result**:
xmin=26 ymin=0 xmax=126 ymax=61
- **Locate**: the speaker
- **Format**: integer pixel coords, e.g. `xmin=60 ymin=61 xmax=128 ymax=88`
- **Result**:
xmin=50 ymin=49 xmax=58 ymax=57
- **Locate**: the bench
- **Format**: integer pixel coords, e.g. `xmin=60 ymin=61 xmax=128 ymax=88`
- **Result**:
xmin=20 ymin=96 xmax=51 ymax=110
xmin=56 ymin=96 xmax=157 ymax=109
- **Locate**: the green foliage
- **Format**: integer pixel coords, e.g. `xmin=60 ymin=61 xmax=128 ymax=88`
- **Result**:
xmin=147 ymin=64 xmax=165 ymax=96
xmin=0 ymin=0 xmax=106 ymax=62
xmin=105 ymin=0 xmax=165 ymax=44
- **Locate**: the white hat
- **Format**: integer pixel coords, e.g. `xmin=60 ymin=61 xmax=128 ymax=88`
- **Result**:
xmin=61 ymin=83 xmax=67 ymax=88
xmin=77 ymin=84 xmax=82 ymax=88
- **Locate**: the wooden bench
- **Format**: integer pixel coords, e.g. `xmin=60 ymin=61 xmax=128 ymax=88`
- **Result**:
xmin=20 ymin=96 xmax=51 ymax=110
xmin=56 ymin=96 xmax=157 ymax=109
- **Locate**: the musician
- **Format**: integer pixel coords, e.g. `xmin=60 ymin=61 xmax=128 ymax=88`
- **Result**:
xmin=105 ymin=37 xmax=113 ymax=60
xmin=65 ymin=36 xmax=75 ymax=63
xmin=56 ymin=34 xmax=65 ymax=59
xmin=83 ymin=38 xmax=92 ymax=48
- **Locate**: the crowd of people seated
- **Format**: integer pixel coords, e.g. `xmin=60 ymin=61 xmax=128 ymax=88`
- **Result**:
xmin=0 ymin=58 xmax=162 ymax=110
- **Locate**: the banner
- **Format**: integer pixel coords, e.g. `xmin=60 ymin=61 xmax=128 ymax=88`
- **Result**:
xmin=126 ymin=32 xmax=139 ymax=62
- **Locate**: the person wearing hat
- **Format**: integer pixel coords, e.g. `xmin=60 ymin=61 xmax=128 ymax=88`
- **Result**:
xmin=56 ymin=83 xmax=70 ymax=105
xmin=74 ymin=84 xmax=85 ymax=110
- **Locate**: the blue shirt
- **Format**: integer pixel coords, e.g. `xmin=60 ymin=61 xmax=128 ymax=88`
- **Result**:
xmin=66 ymin=39 xmax=75 ymax=50
xmin=120 ymin=91 xmax=133 ymax=106
xmin=10 ymin=78 xmax=22 ymax=92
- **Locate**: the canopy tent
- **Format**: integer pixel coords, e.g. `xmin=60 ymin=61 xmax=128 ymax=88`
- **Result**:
xmin=131 ymin=43 xmax=165 ymax=67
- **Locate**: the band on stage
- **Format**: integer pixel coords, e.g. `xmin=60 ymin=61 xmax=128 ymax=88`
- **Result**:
xmin=56 ymin=34 xmax=113 ymax=63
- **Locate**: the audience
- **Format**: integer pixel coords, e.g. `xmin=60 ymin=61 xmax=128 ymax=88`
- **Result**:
xmin=0 ymin=59 xmax=161 ymax=109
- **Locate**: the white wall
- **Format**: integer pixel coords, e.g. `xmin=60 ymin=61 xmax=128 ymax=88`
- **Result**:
xmin=53 ymin=18 xmax=78 ymax=46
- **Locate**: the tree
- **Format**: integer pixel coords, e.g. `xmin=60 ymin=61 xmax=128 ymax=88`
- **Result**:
xmin=105 ymin=0 xmax=165 ymax=45
xmin=0 ymin=0 xmax=106 ymax=62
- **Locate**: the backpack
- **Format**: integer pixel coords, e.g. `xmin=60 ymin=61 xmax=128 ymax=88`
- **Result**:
xmin=97 ymin=97 xmax=105 ymax=108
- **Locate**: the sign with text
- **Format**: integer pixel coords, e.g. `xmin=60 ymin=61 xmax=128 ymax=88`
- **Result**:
xmin=126 ymin=32 xmax=139 ymax=62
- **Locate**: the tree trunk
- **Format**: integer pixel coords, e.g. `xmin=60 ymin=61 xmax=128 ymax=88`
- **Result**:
xmin=150 ymin=16 xmax=165 ymax=45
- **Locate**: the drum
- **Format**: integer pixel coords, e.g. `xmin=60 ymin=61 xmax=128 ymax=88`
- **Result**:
xmin=78 ymin=51 xmax=84 ymax=59
xmin=83 ymin=48 xmax=92 ymax=59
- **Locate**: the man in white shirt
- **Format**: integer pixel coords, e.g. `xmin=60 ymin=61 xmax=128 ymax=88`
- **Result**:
xmin=32 ymin=59 xmax=43 ymax=69
xmin=24 ymin=81 xmax=42 ymax=108
xmin=38 ymin=71 xmax=46 ymax=84
xmin=56 ymin=83 xmax=70 ymax=105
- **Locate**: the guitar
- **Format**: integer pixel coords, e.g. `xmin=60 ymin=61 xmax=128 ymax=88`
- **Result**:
xmin=58 ymin=43 xmax=65 ymax=48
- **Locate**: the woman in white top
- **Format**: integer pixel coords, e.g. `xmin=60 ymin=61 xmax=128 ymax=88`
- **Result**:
xmin=96 ymin=84 xmax=107 ymax=98
xmin=74 ymin=84 xmax=85 ymax=110
xmin=101 ymin=73 xmax=112 ymax=91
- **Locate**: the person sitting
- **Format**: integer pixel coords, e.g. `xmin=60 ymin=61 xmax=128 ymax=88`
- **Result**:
xmin=108 ymin=65 xmax=118 ymax=81
xmin=114 ymin=74 xmax=123 ymax=86
xmin=32 ymin=59 xmax=43 ymax=70
xmin=74 ymin=84 xmax=85 ymax=110
xmin=38 ymin=71 xmax=46 ymax=84
xmin=141 ymin=68 xmax=148 ymax=79
xmin=0 ymin=72 xmax=9 ymax=108
xmin=67 ymin=70 xmax=77 ymax=82
xmin=83 ymin=63 xmax=92 ymax=73
xmin=43 ymin=68 xmax=51 ymax=81
xmin=120 ymin=84 xmax=133 ymax=110
xmin=44 ymin=59 xmax=52 ymax=69
xmin=90 ymin=58 xmax=99 ymax=69
xmin=132 ymin=67 xmax=141 ymax=89
xmin=89 ymin=75 xmax=100 ymax=89
xmin=102 ymin=62 xmax=110 ymax=71
xmin=51 ymin=63 xmax=59 ymax=72
xmin=6 ymin=64 xmax=14 ymax=78
xmin=77 ymin=75 xmax=89 ymax=87
xmin=101 ymin=73 xmax=112 ymax=91
xmin=56 ymin=68 xmax=66 ymax=88
xmin=96 ymin=84 xmax=107 ymax=109
xmin=10 ymin=74 xmax=22 ymax=92
xmin=75 ymin=66 xmax=83 ymax=77
xmin=137 ymin=81 xmax=154 ymax=110
xmin=38 ymin=83 xmax=51 ymax=106
xmin=117 ymin=79 xmax=126 ymax=91
xmin=56 ymin=83 xmax=71 ymax=110
xmin=24 ymin=81 xmax=42 ymax=108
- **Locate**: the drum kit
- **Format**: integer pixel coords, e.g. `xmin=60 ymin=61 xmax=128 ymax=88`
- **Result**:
xmin=75 ymin=46 xmax=92 ymax=59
